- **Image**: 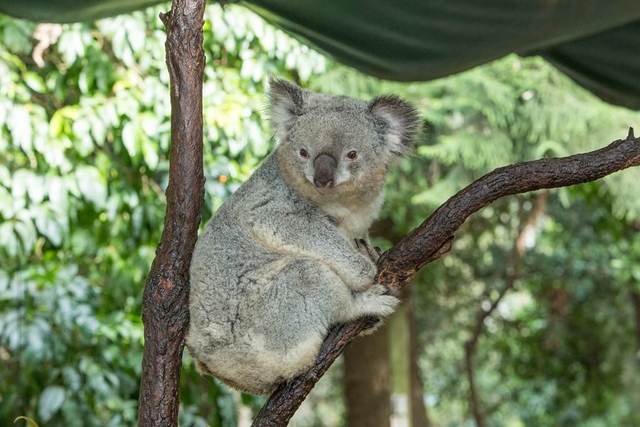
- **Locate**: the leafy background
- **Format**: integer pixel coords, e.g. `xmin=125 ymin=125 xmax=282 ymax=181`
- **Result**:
xmin=1 ymin=3 xmax=639 ymax=426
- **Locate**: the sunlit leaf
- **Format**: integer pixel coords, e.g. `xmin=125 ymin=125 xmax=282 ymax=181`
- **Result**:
xmin=75 ymin=165 xmax=107 ymax=208
xmin=37 ymin=386 xmax=66 ymax=422
xmin=13 ymin=219 xmax=37 ymax=252
xmin=13 ymin=416 xmax=39 ymax=427
xmin=8 ymin=106 xmax=32 ymax=153
xmin=22 ymin=71 xmax=45 ymax=92
xmin=2 ymin=22 xmax=33 ymax=55
xmin=33 ymin=207 xmax=63 ymax=246
xmin=122 ymin=121 xmax=137 ymax=158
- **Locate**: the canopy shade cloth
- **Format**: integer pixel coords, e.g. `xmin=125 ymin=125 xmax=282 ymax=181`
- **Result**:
xmin=1 ymin=0 xmax=639 ymax=109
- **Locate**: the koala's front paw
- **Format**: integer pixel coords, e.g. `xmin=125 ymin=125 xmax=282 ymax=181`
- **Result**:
xmin=356 ymin=284 xmax=400 ymax=318
xmin=340 ymin=248 xmax=377 ymax=292
xmin=354 ymin=259 xmax=377 ymax=291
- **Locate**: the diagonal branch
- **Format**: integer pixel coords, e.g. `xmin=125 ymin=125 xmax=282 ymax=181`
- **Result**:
xmin=252 ymin=128 xmax=640 ymax=426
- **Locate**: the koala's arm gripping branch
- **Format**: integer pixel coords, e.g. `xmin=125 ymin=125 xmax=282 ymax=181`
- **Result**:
xmin=252 ymin=129 xmax=640 ymax=427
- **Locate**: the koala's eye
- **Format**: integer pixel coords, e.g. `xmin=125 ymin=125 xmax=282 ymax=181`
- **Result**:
xmin=299 ymin=149 xmax=310 ymax=159
xmin=345 ymin=150 xmax=358 ymax=160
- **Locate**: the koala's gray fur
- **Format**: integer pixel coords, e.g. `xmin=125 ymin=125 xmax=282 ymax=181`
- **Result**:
xmin=186 ymin=78 xmax=419 ymax=395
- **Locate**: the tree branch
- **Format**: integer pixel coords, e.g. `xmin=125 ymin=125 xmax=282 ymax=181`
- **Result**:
xmin=138 ymin=1 xmax=206 ymax=425
xmin=252 ymin=128 xmax=640 ymax=426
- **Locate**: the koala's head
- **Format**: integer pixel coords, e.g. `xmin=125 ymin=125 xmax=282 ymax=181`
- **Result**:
xmin=268 ymin=78 xmax=419 ymax=203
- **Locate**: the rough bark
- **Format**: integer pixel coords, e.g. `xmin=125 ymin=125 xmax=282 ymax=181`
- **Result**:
xmin=344 ymin=326 xmax=391 ymax=427
xmin=138 ymin=1 xmax=206 ymax=425
xmin=252 ymin=129 xmax=640 ymax=426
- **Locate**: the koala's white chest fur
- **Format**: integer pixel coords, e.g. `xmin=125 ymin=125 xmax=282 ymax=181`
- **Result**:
xmin=322 ymin=192 xmax=384 ymax=240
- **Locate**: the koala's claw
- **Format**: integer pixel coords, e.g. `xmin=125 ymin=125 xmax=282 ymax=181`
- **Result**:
xmin=359 ymin=316 xmax=382 ymax=335
xmin=355 ymin=238 xmax=381 ymax=262
xmin=368 ymin=284 xmax=399 ymax=297
xmin=367 ymin=284 xmax=388 ymax=295
xmin=363 ymin=317 xmax=381 ymax=328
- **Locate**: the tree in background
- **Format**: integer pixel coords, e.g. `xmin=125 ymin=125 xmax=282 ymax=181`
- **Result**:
xmin=1 ymin=4 xmax=639 ymax=427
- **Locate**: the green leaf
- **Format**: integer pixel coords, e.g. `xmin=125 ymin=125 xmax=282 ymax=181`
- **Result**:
xmin=141 ymin=137 xmax=159 ymax=169
xmin=2 ymin=22 xmax=33 ymax=55
xmin=75 ymin=165 xmax=107 ymax=208
xmin=241 ymin=392 xmax=253 ymax=405
xmin=72 ymin=118 xmax=94 ymax=156
xmin=13 ymin=416 xmax=39 ymax=427
xmin=23 ymin=71 xmax=45 ymax=92
xmin=8 ymin=106 xmax=32 ymax=153
xmin=0 ymin=223 xmax=19 ymax=256
xmin=46 ymin=176 xmax=67 ymax=209
xmin=121 ymin=121 xmax=137 ymax=158
xmin=533 ymin=139 xmax=569 ymax=158
xmin=26 ymin=174 xmax=45 ymax=204
xmin=0 ymin=163 xmax=11 ymax=188
xmin=33 ymin=207 xmax=63 ymax=246
xmin=11 ymin=169 xmax=29 ymax=201
xmin=14 ymin=219 xmax=37 ymax=252
xmin=37 ymin=385 xmax=66 ymax=422
xmin=48 ymin=109 xmax=64 ymax=137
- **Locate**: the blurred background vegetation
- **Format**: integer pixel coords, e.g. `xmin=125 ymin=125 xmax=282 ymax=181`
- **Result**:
xmin=1 ymin=3 xmax=640 ymax=427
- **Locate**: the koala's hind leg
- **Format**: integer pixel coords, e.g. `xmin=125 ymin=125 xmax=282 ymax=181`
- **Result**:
xmin=254 ymin=258 xmax=399 ymax=380
xmin=279 ymin=259 xmax=399 ymax=323
xmin=248 ymin=258 xmax=356 ymax=381
xmin=258 ymin=257 xmax=395 ymax=335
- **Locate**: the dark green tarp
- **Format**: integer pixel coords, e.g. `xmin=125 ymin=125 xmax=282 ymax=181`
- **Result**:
xmin=1 ymin=0 xmax=639 ymax=109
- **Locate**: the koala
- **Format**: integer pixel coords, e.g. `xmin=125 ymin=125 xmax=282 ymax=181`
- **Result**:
xmin=186 ymin=78 xmax=419 ymax=395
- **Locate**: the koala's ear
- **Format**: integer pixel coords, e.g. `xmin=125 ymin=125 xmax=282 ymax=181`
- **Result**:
xmin=368 ymin=95 xmax=420 ymax=156
xmin=268 ymin=78 xmax=305 ymax=141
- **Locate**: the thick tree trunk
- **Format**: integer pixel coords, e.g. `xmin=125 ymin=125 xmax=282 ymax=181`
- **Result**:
xmin=344 ymin=326 xmax=391 ymax=427
xmin=138 ymin=1 xmax=206 ymax=426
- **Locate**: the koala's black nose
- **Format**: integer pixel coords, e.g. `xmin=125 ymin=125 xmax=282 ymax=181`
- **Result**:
xmin=313 ymin=154 xmax=337 ymax=189
xmin=314 ymin=177 xmax=334 ymax=188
